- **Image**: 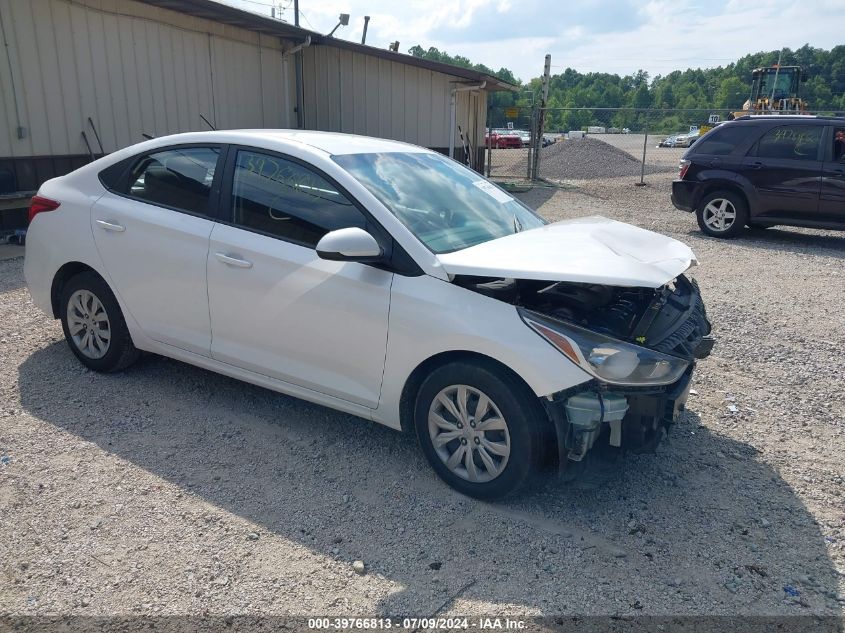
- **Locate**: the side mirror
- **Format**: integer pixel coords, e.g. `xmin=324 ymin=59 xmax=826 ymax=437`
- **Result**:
xmin=316 ymin=227 xmax=383 ymax=262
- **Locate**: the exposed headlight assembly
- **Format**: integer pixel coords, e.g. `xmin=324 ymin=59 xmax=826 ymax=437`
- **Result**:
xmin=519 ymin=308 xmax=690 ymax=386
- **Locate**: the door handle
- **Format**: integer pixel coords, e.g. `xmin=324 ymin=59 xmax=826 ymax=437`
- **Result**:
xmin=95 ymin=219 xmax=126 ymax=232
xmin=750 ymin=161 xmax=765 ymax=170
xmin=215 ymin=252 xmax=253 ymax=269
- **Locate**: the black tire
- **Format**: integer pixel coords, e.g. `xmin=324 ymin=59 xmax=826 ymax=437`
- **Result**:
xmin=59 ymin=271 xmax=140 ymax=373
xmin=413 ymin=360 xmax=549 ymax=500
xmin=695 ymin=189 xmax=748 ymax=238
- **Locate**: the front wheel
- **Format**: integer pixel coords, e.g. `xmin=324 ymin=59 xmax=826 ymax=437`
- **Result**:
xmin=696 ymin=190 xmax=748 ymax=238
xmin=414 ymin=361 xmax=548 ymax=499
xmin=60 ymin=271 xmax=140 ymax=372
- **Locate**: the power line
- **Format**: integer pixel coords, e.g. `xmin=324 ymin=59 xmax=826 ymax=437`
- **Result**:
xmin=297 ymin=9 xmax=316 ymax=30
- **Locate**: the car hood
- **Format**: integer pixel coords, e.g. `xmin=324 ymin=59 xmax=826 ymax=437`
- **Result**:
xmin=435 ymin=216 xmax=696 ymax=288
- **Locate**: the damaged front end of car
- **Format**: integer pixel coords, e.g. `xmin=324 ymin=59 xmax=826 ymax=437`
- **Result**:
xmin=454 ymin=273 xmax=714 ymax=478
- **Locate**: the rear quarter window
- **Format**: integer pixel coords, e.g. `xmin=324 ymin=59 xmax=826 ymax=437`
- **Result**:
xmin=98 ymin=158 xmax=132 ymax=190
xmin=692 ymin=125 xmax=753 ymax=156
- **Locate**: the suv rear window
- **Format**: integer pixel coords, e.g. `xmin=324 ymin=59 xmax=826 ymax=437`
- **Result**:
xmin=692 ymin=125 xmax=750 ymax=156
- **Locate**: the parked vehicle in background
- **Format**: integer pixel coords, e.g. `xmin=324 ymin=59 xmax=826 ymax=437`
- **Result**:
xmin=673 ymin=130 xmax=701 ymax=148
xmin=672 ymin=115 xmax=845 ymax=237
xmin=659 ymin=129 xmax=701 ymax=148
xmin=486 ymin=129 xmax=523 ymax=149
xmin=658 ymin=135 xmax=679 ymax=148
xmin=509 ymin=130 xmax=555 ymax=148
xmin=25 ymin=130 xmax=713 ymax=499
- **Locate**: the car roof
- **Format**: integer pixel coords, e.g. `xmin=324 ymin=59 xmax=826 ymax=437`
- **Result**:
xmin=129 ymin=130 xmax=430 ymax=156
xmin=731 ymin=115 xmax=845 ymax=124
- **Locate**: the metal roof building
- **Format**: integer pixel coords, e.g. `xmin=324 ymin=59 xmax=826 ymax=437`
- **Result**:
xmin=0 ymin=0 xmax=514 ymax=228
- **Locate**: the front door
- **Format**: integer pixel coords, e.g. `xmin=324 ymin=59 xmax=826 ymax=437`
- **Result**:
xmin=206 ymin=148 xmax=392 ymax=408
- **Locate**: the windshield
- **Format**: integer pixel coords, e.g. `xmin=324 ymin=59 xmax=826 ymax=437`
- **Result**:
xmin=759 ymin=69 xmax=796 ymax=99
xmin=332 ymin=152 xmax=546 ymax=253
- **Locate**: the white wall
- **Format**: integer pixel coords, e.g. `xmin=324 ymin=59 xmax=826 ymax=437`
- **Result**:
xmin=0 ymin=0 xmax=295 ymax=158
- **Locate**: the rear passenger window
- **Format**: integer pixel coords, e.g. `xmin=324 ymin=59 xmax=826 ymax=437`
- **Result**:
xmin=123 ymin=147 xmax=220 ymax=217
xmin=754 ymin=126 xmax=822 ymax=161
xmin=833 ymin=128 xmax=845 ymax=162
xmin=231 ymin=150 xmax=365 ymax=247
xmin=693 ymin=125 xmax=750 ymax=156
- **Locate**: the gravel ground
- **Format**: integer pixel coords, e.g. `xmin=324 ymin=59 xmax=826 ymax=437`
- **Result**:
xmin=1 ymin=172 xmax=844 ymax=622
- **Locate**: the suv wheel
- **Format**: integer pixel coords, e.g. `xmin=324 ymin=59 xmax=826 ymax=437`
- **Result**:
xmin=414 ymin=361 xmax=547 ymax=500
xmin=60 ymin=271 xmax=140 ymax=372
xmin=696 ymin=190 xmax=748 ymax=238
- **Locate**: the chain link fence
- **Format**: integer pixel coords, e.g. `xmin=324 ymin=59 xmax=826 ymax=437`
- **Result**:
xmin=485 ymin=107 xmax=840 ymax=184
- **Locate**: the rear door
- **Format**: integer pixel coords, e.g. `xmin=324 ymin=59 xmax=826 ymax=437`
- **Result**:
xmin=91 ymin=145 xmax=222 ymax=355
xmin=819 ymin=124 xmax=845 ymax=220
xmin=739 ymin=123 xmax=823 ymax=219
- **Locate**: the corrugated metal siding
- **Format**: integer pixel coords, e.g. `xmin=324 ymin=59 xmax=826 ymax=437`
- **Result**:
xmin=302 ymin=45 xmax=488 ymax=154
xmin=0 ymin=0 xmax=295 ymax=158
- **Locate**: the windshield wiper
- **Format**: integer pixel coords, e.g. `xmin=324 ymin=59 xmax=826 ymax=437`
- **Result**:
xmin=513 ymin=214 xmax=523 ymax=233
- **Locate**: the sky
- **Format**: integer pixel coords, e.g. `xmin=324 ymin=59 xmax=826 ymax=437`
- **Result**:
xmin=224 ymin=0 xmax=844 ymax=82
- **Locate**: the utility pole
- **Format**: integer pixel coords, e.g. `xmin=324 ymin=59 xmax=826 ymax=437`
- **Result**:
xmin=294 ymin=0 xmax=299 ymax=26
xmin=531 ymin=54 xmax=551 ymax=181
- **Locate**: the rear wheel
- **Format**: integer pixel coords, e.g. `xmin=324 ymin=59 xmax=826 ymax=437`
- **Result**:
xmin=696 ymin=190 xmax=748 ymax=238
xmin=60 ymin=272 xmax=140 ymax=372
xmin=414 ymin=361 xmax=548 ymax=499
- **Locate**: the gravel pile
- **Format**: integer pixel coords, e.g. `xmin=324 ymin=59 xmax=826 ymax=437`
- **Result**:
xmin=0 ymin=173 xmax=843 ymax=619
xmin=539 ymin=136 xmax=672 ymax=180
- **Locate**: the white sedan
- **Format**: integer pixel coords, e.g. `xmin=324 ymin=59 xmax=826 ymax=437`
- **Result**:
xmin=24 ymin=131 xmax=713 ymax=498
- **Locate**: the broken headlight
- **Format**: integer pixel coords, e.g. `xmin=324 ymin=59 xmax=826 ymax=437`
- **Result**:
xmin=519 ymin=308 xmax=690 ymax=386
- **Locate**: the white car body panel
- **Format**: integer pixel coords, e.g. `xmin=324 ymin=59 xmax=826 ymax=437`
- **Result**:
xmin=436 ymin=216 xmax=696 ymax=288
xmin=207 ymin=223 xmax=392 ymax=409
xmin=374 ymin=274 xmax=592 ymax=429
xmin=139 ymin=338 xmax=381 ymax=421
xmin=23 ymin=176 xmax=105 ymax=315
xmin=91 ymin=192 xmax=215 ymax=356
xmin=23 ymin=129 xmax=698 ymax=438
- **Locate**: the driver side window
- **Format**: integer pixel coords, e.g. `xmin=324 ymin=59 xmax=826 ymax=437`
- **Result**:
xmin=230 ymin=150 xmax=365 ymax=248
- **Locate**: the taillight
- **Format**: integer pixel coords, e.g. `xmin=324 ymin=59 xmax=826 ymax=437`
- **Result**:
xmin=678 ymin=159 xmax=691 ymax=180
xmin=28 ymin=196 xmax=61 ymax=223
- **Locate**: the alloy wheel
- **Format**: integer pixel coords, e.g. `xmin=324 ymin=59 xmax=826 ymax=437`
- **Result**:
xmin=702 ymin=198 xmax=737 ymax=232
xmin=427 ymin=385 xmax=511 ymax=483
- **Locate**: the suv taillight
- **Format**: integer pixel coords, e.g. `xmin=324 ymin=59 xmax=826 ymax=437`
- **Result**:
xmin=678 ymin=159 xmax=691 ymax=180
xmin=28 ymin=195 xmax=61 ymax=223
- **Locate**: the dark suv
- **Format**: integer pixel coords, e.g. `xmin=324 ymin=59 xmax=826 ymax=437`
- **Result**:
xmin=671 ymin=115 xmax=845 ymax=238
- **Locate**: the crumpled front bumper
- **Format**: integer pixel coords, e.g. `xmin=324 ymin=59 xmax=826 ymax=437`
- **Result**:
xmin=542 ymin=365 xmax=696 ymax=474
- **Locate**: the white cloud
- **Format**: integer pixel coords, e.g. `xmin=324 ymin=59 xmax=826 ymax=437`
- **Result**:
xmin=224 ymin=0 xmax=844 ymax=81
